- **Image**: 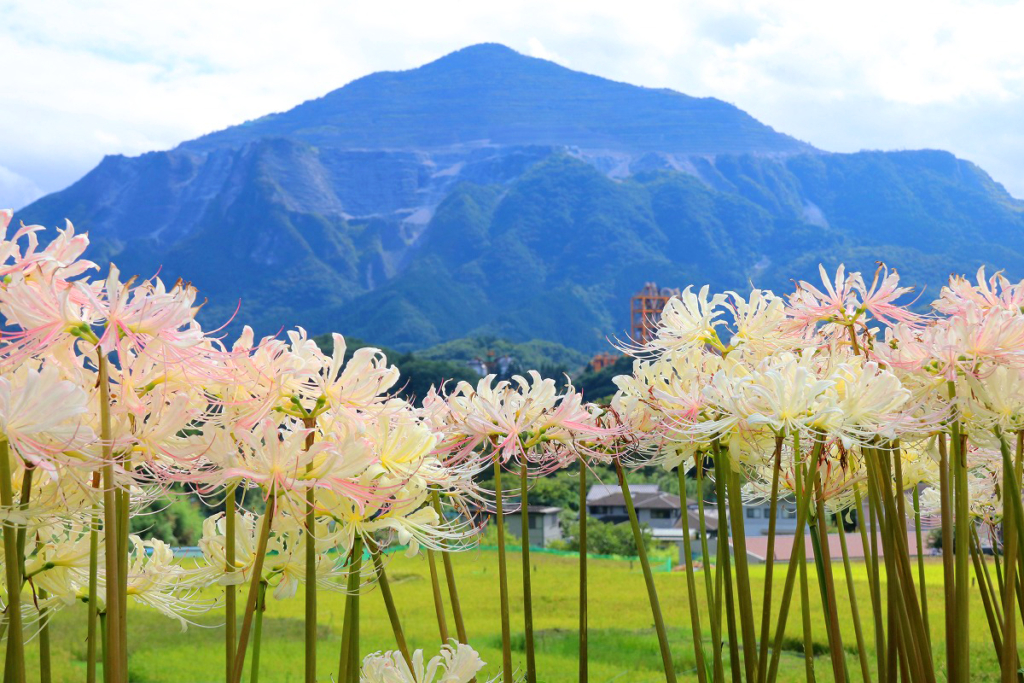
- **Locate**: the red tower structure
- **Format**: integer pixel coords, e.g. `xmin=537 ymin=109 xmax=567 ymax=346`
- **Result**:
xmin=630 ymin=282 xmax=679 ymax=345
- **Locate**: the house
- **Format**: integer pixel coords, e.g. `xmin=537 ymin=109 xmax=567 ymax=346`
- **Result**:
xmin=504 ymin=505 xmax=563 ymax=548
xmin=586 ymin=484 xmax=682 ymax=529
xmin=739 ymin=500 xmax=800 ymax=536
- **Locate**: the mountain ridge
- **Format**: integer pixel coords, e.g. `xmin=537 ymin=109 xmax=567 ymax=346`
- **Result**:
xmin=13 ymin=44 xmax=1024 ymax=352
xmin=180 ymin=43 xmax=815 ymax=156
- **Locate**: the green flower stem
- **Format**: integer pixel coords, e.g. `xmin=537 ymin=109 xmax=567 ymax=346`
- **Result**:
xmin=302 ymin=418 xmax=318 ymax=683
xmin=999 ymin=430 xmax=1024 ymax=683
xmin=225 ymin=483 xmax=237 ymax=683
xmin=349 ymin=557 xmax=360 ymax=683
xmin=837 ymin=512 xmax=871 ymax=683
xmin=867 ymin=453 xmax=913 ymax=678
xmin=117 ymin=485 xmax=128 ymax=677
xmin=520 ymin=458 xmax=537 ymax=683
xmin=797 ymin=515 xmax=816 ymax=683
xmin=230 ymin=493 xmax=277 ymax=683
xmin=694 ymin=456 xmax=724 ymax=683
xmin=725 ymin=464 xmax=757 ymax=682
xmin=996 ymin=428 xmax=1024 ymax=683
xmin=98 ymin=354 xmax=123 ymax=683
xmin=493 ymin=454 xmax=514 ymax=683
xmin=711 ymin=443 xmax=740 ymax=683
xmin=99 ymin=611 xmax=107 ymax=681
xmin=912 ymin=486 xmax=931 ymax=643
xmin=969 ymin=526 xmax=1003 ymax=653
xmin=38 ymin=587 xmax=52 ymax=683
xmin=579 ymin=458 xmax=588 ymax=683
xmin=865 ymin=449 xmax=929 ymax=682
xmin=809 ymin=500 xmax=846 ymax=683
xmin=614 ymin=456 xmax=676 ymax=683
xmin=856 ymin=485 xmax=885 ymax=682
xmin=337 ymin=538 xmax=362 ymax=683
xmin=755 ymin=436 xmax=783 ymax=683
xmin=765 ymin=436 xmax=823 ymax=683
xmin=14 ymin=465 xmax=33 ymax=578
xmin=794 ymin=458 xmax=816 ymax=683
xmin=938 ymin=433 xmax=955 ymax=681
xmin=431 ymin=491 xmax=468 ymax=644
xmin=867 ymin=455 xmax=899 ymax=683
xmin=949 ymin=382 xmax=970 ymax=683
xmin=0 ymin=440 xmax=26 ymax=683
xmin=677 ymin=461 xmax=707 ymax=683
xmin=303 ymin=421 xmax=318 ymax=683
xmin=87 ymin=475 xmax=100 ymax=683
xmin=249 ymin=582 xmax=267 ymax=683
xmin=426 ymin=550 xmax=450 ymax=644
xmin=370 ymin=541 xmax=413 ymax=669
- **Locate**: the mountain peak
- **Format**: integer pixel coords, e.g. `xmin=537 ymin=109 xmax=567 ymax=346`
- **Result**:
xmin=180 ymin=44 xmax=813 ymax=156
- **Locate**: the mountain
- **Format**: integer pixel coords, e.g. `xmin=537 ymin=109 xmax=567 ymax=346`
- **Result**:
xmin=13 ymin=44 xmax=1024 ymax=352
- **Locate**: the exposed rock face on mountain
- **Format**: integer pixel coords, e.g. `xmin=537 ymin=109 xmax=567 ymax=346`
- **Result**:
xmin=15 ymin=44 xmax=1024 ymax=351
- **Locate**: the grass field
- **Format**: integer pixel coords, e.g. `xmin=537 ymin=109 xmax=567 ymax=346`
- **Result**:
xmin=17 ymin=550 xmax=1006 ymax=682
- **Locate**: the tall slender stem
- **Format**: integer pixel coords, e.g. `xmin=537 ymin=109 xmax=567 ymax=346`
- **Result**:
xmin=755 ymin=436 xmax=783 ymax=683
xmin=520 ymin=458 xmax=536 ymax=683
xmin=809 ymin=501 xmax=846 ymax=683
xmin=766 ymin=437 xmax=823 ymax=683
xmin=711 ymin=443 xmax=740 ymax=683
xmin=117 ymin=485 xmax=128 ymax=677
xmin=337 ymin=538 xmax=362 ymax=683
xmin=38 ymin=587 xmax=52 ymax=683
xmin=249 ymin=582 xmax=267 ymax=683
xmin=938 ymin=432 xmax=955 ymax=681
xmin=14 ymin=466 xmax=33 ymax=578
xmin=87 ymin=493 xmax=100 ymax=683
xmin=615 ymin=456 xmax=677 ymax=683
xmin=797 ymin=527 xmax=816 ymax=683
xmin=912 ymin=486 xmax=932 ymax=644
xmin=725 ymin=464 xmax=757 ymax=682
xmin=857 ymin=485 xmax=885 ymax=682
xmin=426 ymin=549 xmax=449 ymax=644
xmin=865 ymin=449 xmax=930 ymax=682
xmin=493 ymin=455 xmax=514 ymax=683
xmin=1001 ymin=430 xmax=1021 ymax=683
xmin=678 ymin=462 xmax=707 ymax=683
xmin=695 ymin=456 xmax=724 ymax=683
xmin=579 ymin=458 xmax=588 ymax=683
xmin=0 ymin=440 xmax=26 ymax=683
xmin=230 ymin=494 xmax=277 ymax=683
xmin=98 ymin=354 xmax=123 ymax=683
xmin=370 ymin=543 xmax=413 ymax=668
xmin=996 ymin=428 xmax=1024 ymax=683
xmin=225 ymin=483 xmax=237 ymax=683
xmin=432 ymin=491 xmax=468 ymax=644
xmin=949 ymin=382 xmax=970 ymax=683
xmin=795 ymin=458 xmax=816 ymax=683
xmin=837 ymin=513 xmax=871 ymax=683
xmin=969 ymin=526 xmax=1004 ymax=653
xmin=302 ymin=420 xmax=318 ymax=683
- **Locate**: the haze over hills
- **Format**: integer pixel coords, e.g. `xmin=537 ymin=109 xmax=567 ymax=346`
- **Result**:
xmin=14 ymin=44 xmax=1024 ymax=352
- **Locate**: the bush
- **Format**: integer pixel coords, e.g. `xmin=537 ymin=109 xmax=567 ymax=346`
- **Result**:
xmin=129 ymin=494 xmax=205 ymax=546
xmin=563 ymin=517 xmax=651 ymax=556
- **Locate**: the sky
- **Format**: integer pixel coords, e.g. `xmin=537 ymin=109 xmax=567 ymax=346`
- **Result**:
xmin=3 ymin=0 xmax=1024 ymax=208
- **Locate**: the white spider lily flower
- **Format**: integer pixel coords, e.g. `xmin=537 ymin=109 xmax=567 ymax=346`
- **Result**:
xmin=23 ymin=521 xmax=93 ymax=605
xmin=0 ymin=361 xmax=95 ymax=473
xmin=933 ymin=266 xmax=1024 ymax=316
xmin=360 ymin=641 xmax=491 ymax=683
xmin=645 ymin=285 xmax=728 ymax=355
xmin=823 ymin=360 xmax=914 ymax=447
xmin=104 ymin=537 xmax=215 ymax=631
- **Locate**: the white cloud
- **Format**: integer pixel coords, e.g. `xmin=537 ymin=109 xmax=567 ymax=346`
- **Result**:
xmin=0 ymin=165 xmax=44 ymax=211
xmin=4 ymin=0 xmax=1024 ymax=197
